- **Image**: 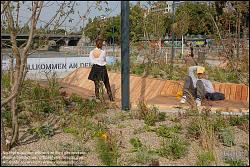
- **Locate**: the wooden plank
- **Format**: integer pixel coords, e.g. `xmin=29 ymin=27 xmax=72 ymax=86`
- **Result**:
xmin=247 ymin=87 xmax=249 ymax=102
xmin=224 ymin=84 xmax=231 ymax=100
xmin=229 ymin=84 xmax=237 ymax=101
xmin=160 ymin=80 xmax=171 ymax=96
xmin=130 ymin=76 xmax=142 ymax=102
xmin=171 ymin=81 xmax=180 ymax=96
xmin=137 ymin=77 xmax=148 ymax=101
xmin=235 ymin=85 xmax=243 ymax=101
xmin=167 ymin=82 xmax=175 ymax=96
xmin=214 ymin=83 xmax=220 ymax=92
xmin=241 ymin=85 xmax=248 ymax=101
xmin=145 ymin=78 xmax=158 ymax=100
xmin=152 ymin=80 xmax=166 ymax=97
xmin=219 ymin=84 xmax=226 ymax=94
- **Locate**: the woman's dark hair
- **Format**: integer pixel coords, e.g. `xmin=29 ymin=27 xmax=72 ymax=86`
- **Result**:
xmin=95 ymin=39 xmax=103 ymax=49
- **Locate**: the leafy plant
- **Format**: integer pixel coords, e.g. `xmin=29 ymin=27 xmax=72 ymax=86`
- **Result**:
xmin=218 ymin=127 xmax=235 ymax=147
xmin=228 ymin=115 xmax=249 ymax=127
xmin=132 ymin=146 xmax=156 ymax=165
xmin=108 ymin=61 xmax=245 ymax=83
xmin=196 ymin=150 xmax=215 ymax=166
xmin=158 ymin=112 xmax=167 ymax=122
xmin=69 ymin=93 xmax=83 ymax=103
xmin=136 ymin=101 xmax=166 ymax=126
xmin=28 ymin=124 xmax=55 ymax=139
xmin=1 ymin=110 xmax=12 ymax=128
xmin=187 ymin=120 xmax=200 ymax=139
xmin=224 ymin=157 xmax=246 ymax=166
xmin=96 ymin=131 xmax=120 ymax=166
xmin=212 ymin=113 xmax=229 ymax=132
xmin=68 ymin=94 xmax=106 ymax=116
xmin=144 ymin=112 xmax=159 ymax=126
xmin=157 ymin=136 xmax=189 ymax=160
xmin=63 ymin=127 xmax=79 ymax=136
xmin=1 ymin=72 xmax=11 ymax=91
xmin=130 ymin=137 xmax=143 ymax=152
xmin=18 ymin=112 xmax=30 ymax=126
xmin=19 ymin=80 xmax=65 ymax=120
xmin=156 ymin=124 xmax=182 ymax=138
xmin=169 ymin=114 xmax=181 ymax=123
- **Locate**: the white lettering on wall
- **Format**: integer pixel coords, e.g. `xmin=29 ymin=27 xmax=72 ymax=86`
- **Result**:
xmin=2 ymin=56 xmax=116 ymax=73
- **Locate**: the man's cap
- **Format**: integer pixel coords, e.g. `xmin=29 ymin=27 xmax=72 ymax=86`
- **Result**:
xmin=197 ymin=66 xmax=205 ymax=74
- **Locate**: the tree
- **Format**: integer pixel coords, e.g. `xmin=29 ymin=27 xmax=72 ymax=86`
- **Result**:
xmin=205 ymin=1 xmax=249 ymax=85
xmin=175 ymin=2 xmax=215 ymax=35
xmin=84 ymin=16 xmax=103 ymax=41
xmin=144 ymin=2 xmax=169 ymax=39
xmin=84 ymin=15 xmax=121 ymax=44
xmin=129 ymin=4 xmax=144 ymax=42
xmin=1 ymin=1 xmax=44 ymax=151
xmin=172 ymin=10 xmax=189 ymax=38
xmin=1 ymin=1 xmax=109 ymax=152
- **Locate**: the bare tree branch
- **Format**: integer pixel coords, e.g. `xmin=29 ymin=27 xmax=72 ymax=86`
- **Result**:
xmin=1 ymin=1 xmax=10 ymax=15
xmin=16 ymin=1 xmax=20 ymax=30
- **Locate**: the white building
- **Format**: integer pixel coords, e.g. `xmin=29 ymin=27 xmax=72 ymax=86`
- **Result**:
xmin=149 ymin=1 xmax=212 ymax=14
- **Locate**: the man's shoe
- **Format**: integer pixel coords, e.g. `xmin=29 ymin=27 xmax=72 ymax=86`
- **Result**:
xmin=180 ymin=96 xmax=187 ymax=104
xmin=196 ymin=98 xmax=201 ymax=107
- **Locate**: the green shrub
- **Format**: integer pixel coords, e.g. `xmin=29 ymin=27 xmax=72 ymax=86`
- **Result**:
xmin=187 ymin=120 xmax=200 ymax=139
xmin=63 ymin=127 xmax=79 ymax=136
xmin=38 ymin=101 xmax=55 ymax=113
xmin=18 ymin=113 xmax=30 ymax=125
xmin=156 ymin=124 xmax=182 ymax=138
xmin=170 ymin=124 xmax=182 ymax=133
xmin=169 ymin=114 xmax=181 ymax=123
xmin=196 ymin=150 xmax=215 ymax=166
xmin=19 ymin=80 xmax=64 ymax=116
xmin=1 ymin=110 xmax=12 ymax=127
xmin=212 ymin=114 xmax=229 ymax=132
xmin=228 ymin=115 xmax=249 ymax=126
xmin=157 ymin=136 xmax=189 ymax=160
xmin=1 ymin=72 xmax=11 ymax=91
xmin=28 ymin=124 xmax=55 ymax=139
xmin=69 ymin=93 xmax=83 ymax=103
xmin=83 ymin=99 xmax=106 ymax=116
xmin=224 ymin=157 xmax=246 ymax=166
xmin=133 ymin=146 xmax=156 ymax=165
xmin=158 ymin=112 xmax=167 ymax=121
xmin=144 ymin=112 xmax=159 ymax=126
xmin=131 ymin=64 xmax=145 ymax=75
xmin=136 ymin=101 xmax=166 ymax=126
xmin=68 ymin=94 xmax=106 ymax=116
xmin=108 ymin=62 xmax=244 ymax=83
xmin=130 ymin=137 xmax=143 ymax=152
xmin=218 ymin=127 xmax=235 ymax=147
xmin=96 ymin=133 xmax=120 ymax=166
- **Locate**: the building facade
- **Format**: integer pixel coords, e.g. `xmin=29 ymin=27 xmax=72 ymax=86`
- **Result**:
xmin=149 ymin=1 xmax=212 ymax=14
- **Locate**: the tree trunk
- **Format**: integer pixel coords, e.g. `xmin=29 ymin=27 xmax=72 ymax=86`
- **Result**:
xmin=1 ymin=118 xmax=9 ymax=152
xmin=236 ymin=12 xmax=240 ymax=58
xmin=10 ymin=97 xmax=19 ymax=147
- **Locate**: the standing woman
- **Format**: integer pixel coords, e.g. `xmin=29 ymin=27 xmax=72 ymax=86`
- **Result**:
xmin=88 ymin=39 xmax=114 ymax=101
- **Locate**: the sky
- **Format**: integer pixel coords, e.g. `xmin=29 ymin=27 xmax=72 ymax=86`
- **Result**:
xmin=18 ymin=1 xmax=149 ymax=32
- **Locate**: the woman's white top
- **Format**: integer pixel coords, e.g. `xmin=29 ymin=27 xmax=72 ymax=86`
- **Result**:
xmin=89 ymin=47 xmax=106 ymax=66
